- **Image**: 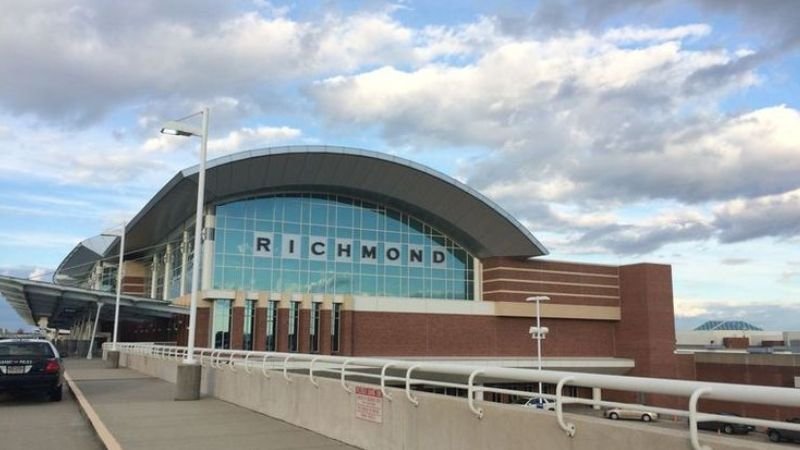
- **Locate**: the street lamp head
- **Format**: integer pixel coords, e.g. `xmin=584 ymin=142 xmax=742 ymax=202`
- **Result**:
xmin=160 ymin=120 xmax=202 ymax=137
xmin=160 ymin=128 xmax=191 ymax=136
xmin=525 ymin=295 xmax=550 ymax=302
xmin=529 ymin=326 xmax=549 ymax=339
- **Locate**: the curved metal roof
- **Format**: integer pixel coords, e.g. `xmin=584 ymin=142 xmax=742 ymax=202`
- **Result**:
xmin=57 ymin=145 xmax=547 ymax=279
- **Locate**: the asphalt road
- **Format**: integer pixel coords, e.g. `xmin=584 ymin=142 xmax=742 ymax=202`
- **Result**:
xmin=0 ymin=385 xmax=103 ymax=450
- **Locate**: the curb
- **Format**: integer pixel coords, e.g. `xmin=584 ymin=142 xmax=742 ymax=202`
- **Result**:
xmin=64 ymin=371 xmax=124 ymax=450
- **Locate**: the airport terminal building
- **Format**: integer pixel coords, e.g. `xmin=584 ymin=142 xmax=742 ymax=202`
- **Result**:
xmin=0 ymin=146 xmax=679 ymax=381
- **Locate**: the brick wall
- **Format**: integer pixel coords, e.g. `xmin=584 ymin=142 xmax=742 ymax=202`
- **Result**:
xmin=348 ymin=312 xmax=616 ymax=357
xmin=692 ymin=353 xmax=800 ymax=419
xmin=481 ymin=257 xmax=620 ymax=306
xmin=614 ymin=263 xmax=677 ymax=378
xmin=722 ymin=337 xmax=749 ymax=349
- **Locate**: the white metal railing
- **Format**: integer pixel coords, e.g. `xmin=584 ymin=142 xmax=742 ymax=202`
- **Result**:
xmin=104 ymin=342 xmax=800 ymax=450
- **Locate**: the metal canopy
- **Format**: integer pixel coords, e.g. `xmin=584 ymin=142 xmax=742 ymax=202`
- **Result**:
xmin=0 ymin=276 xmax=186 ymax=328
xmin=53 ymin=234 xmax=117 ymax=287
xmin=127 ymin=146 xmax=547 ymax=256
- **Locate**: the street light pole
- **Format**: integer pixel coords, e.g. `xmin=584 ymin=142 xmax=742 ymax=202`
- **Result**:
xmin=185 ymin=108 xmax=208 ymax=365
xmin=526 ymin=295 xmax=550 ymax=398
xmin=112 ymin=222 xmax=125 ymax=351
xmin=161 ymin=108 xmax=209 ymax=366
xmin=160 ymin=108 xmax=209 ymax=400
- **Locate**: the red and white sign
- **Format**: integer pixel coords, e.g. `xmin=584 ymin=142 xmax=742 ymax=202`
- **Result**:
xmin=355 ymin=385 xmax=383 ymax=423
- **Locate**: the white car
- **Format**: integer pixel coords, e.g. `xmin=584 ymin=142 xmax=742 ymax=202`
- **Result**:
xmin=604 ymin=406 xmax=658 ymax=422
xmin=523 ymin=398 xmax=556 ymax=411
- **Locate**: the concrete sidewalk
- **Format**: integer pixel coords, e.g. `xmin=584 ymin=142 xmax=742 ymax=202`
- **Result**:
xmin=64 ymin=358 xmax=358 ymax=450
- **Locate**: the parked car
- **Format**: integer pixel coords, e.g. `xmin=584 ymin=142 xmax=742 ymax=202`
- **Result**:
xmin=0 ymin=339 xmax=64 ymax=401
xmin=767 ymin=417 xmax=800 ymax=443
xmin=697 ymin=413 xmax=754 ymax=434
xmin=604 ymin=406 xmax=658 ymax=422
xmin=523 ymin=397 xmax=556 ymax=411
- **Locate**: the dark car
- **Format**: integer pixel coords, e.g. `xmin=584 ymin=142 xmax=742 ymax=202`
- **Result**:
xmin=697 ymin=413 xmax=754 ymax=435
xmin=0 ymin=339 xmax=64 ymax=401
xmin=768 ymin=417 xmax=800 ymax=443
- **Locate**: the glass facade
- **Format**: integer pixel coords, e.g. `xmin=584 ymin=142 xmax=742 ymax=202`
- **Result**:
xmin=99 ymin=265 xmax=117 ymax=292
xmin=169 ymin=251 xmax=182 ymax=299
xmin=213 ymin=194 xmax=475 ymax=300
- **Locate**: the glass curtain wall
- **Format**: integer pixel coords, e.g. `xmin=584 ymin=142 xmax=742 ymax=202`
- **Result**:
xmin=100 ymin=265 xmax=117 ymax=292
xmin=213 ymin=194 xmax=475 ymax=300
xmin=155 ymin=253 xmax=165 ymax=299
xmin=169 ymin=254 xmax=182 ymax=299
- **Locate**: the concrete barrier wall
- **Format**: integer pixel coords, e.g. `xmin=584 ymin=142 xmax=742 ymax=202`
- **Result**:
xmin=119 ymin=353 xmax=769 ymax=450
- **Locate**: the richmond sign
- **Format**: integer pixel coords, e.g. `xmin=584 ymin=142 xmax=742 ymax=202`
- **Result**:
xmin=253 ymin=232 xmax=447 ymax=266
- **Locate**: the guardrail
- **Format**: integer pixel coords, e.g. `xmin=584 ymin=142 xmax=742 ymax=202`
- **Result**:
xmin=105 ymin=342 xmax=800 ymax=450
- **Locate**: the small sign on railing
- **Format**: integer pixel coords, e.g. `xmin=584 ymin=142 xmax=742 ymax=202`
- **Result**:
xmin=355 ymin=385 xmax=383 ymax=423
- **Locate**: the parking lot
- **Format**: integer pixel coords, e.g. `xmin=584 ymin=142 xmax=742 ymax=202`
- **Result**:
xmin=0 ymin=385 xmax=102 ymax=450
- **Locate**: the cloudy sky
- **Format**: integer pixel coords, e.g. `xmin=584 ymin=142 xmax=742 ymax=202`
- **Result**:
xmin=0 ymin=0 xmax=798 ymax=331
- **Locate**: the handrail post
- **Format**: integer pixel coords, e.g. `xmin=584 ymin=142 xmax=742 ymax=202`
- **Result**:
xmin=261 ymin=354 xmax=271 ymax=378
xmin=556 ymin=376 xmax=577 ymax=437
xmin=340 ymin=359 xmax=354 ymax=393
xmin=689 ymin=387 xmax=713 ymax=450
xmin=243 ymin=353 xmax=253 ymax=374
xmin=468 ymin=369 xmax=486 ymax=419
xmin=309 ymin=356 xmax=322 ymax=387
xmin=199 ymin=349 xmax=208 ymax=367
xmin=405 ymin=364 xmax=422 ymax=406
xmin=228 ymin=351 xmax=238 ymax=372
xmin=380 ymin=362 xmax=396 ymax=401
xmin=283 ymin=355 xmax=293 ymax=382
xmin=214 ymin=350 xmax=221 ymax=369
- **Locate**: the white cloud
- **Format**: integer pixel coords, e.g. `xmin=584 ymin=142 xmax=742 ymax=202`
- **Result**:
xmin=573 ymin=209 xmax=714 ymax=255
xmin=0 ymin=231 xmax=83 ymax=249
xmin=674 ymin=299 xmax=800 ymax=331
xmin=674 ymin=298 xmax=710 ymax=318
xmin=208 ymin=125 xmax=301 ymax=155
xmin=602 ymin=24 xmax=711 ymax=43
xmin=714 ymin=188 xmax=800 ymax=243
xmin=27 ymin=267 xmax=48 ymax=281
xmin=309 ymin=29 xmax=747 ymax=158
xmin=0 ymin=2 xmax=797 ymax=260
xmin=0 ymin=3 xmax=435 ymax=123
xmin=308 ymin=22 xmax=799 ymax=253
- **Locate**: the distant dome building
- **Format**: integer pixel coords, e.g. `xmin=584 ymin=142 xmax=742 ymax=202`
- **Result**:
xmin=693 ymin=320 xmax=763 ymax=331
